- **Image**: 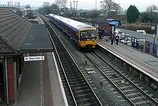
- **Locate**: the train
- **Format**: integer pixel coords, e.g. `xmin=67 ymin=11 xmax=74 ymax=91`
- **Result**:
xmin=24 ymin=8 xmax=36 ymax=19
xmin=48 ymin=14 xmax=98 ymax=50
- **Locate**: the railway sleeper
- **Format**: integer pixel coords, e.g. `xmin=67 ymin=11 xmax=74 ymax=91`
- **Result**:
xmin=134 ymin=100 xmax=152 ymax=105
xmin=73 ymin=86 xmax=89 ymax=90
xmin=76 ymin=93 xmax=92 ymax=98
xmin=80 ymin=97 xmax=97 ymax=103
xmin=70 ymin=82 xmax=87 ymax=86
xmin=83 ymin=102 xmax=98 ymax=106
xmin=130 ymin=95 xmax=146 ymax=100
xmin=126 ymin=92 xmax=140 ymax=97
xmin=122 ymin=88 xmax=137 ymax=92
xmin=119 ymin=85 xmax=133 ymax=90
xmin=76 ymin=89 xmax=90 ymax=93
xmin=69 ymin=79 xmax=85 ymax=83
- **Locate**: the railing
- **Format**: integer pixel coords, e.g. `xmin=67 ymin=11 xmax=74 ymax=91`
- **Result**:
xmin=0 ymin=4 xmax=21 ymax=10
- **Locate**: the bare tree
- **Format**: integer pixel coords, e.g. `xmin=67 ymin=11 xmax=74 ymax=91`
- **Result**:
xmin=146 ymin=4 xmax=158 ymax=12
xmin=50 ymin=3 xmax=60 ymax=15
xmin=144 ymin=4 xmax=158 ymax=23
xmin=113 ymin=2 xmax=123 ymax=14
xmin=100 ymin=0 xmax=122 ymax=16
xmin=42 ymin=2 xmax=50 ymax=7
xmin=25 ymin=4 xmax=31 ymax=9
xmin=55 ymin=0 xmax=67 ymax=9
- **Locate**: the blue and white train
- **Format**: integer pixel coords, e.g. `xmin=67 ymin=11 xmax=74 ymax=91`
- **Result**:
xmin=49 ymin=14 xmax=98 ymax=50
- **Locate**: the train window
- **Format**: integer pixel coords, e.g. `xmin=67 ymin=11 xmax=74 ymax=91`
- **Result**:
xmin=80 ymin=30 xmax=96 ymax=40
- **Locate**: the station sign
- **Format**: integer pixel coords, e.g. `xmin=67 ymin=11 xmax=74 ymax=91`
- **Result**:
xmin=24 ymin=56 xmax=44 ymax=61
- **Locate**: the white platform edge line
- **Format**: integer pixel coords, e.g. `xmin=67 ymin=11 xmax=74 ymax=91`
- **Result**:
xmin=52 ymin=52 xmax=68 ymax=106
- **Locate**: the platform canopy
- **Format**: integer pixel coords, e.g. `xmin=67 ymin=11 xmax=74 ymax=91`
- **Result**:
xmin=20 ymin=24 xmax=54 ymax=53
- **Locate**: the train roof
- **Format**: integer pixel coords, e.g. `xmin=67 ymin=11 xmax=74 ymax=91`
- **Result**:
xmin=49 ymin=14 xmax=95 ymax=30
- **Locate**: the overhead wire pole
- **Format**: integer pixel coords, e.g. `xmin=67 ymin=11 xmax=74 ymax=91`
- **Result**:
xmin=70 ymin=1 xmax=72 ymax=14
xmin=76 ymin=1 xmax=78 ymax=19
xmin=95 ymin=0 xmax=97 ymax=10
xmin=73 ymin=1 xmax=75 ymax=19
xmin=73 ymin=1 xmax=78 ymax=20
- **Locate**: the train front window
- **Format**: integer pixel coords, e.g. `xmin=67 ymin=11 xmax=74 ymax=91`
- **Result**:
xmin=80 ymin=30 xmax=96 ymax=40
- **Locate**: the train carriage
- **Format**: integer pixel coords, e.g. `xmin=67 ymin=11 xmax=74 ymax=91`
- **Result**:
xmin=49 ymin=14 xmax=98 ymax=50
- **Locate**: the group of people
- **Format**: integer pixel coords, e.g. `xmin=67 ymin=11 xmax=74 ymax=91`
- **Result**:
xmin=98 ymin=29 xmax=119 ymax=45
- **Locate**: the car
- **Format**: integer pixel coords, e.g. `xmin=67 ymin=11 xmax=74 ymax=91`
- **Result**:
xmin=119 ymin=34 xmax=127 ymax=40
xmin=120 ymin=36 xmax=132 ymax=45
xmin=119 ymin=33 xmax=132 ymax=40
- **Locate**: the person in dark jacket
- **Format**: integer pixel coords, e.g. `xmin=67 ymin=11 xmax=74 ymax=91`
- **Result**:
xmin=110 ymin=34 xmax=114 ymax=45
xmin=98 ymin=29 xmax=103 ymax=41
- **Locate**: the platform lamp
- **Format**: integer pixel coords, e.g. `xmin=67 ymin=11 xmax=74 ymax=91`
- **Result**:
xmin=151 ymin=25 xmax=157 ymax=55
xmin=143 ymin=31 xmax=146 ymax=53
xmin=152 ymin=9 xmax=158 ymax=55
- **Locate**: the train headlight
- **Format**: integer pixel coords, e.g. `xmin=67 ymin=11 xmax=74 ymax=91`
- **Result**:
xmin=81 ymin=41 xmax=85 ymax=43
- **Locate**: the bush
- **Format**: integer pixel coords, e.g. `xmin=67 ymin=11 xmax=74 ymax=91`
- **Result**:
xmin=120 ymin=24 xmax=156 ymax=34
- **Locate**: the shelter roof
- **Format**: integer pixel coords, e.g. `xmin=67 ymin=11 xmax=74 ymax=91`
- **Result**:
xmin=21 ymin=24 xmax=53 ymax=53
xmin=0 ymin=9 xmax=32 ymax=55
xmin=0 ymin=9 xmax=53 ymax=56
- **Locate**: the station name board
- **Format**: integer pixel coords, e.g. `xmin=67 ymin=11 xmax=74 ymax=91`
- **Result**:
xmin=24 ymin=56 xmax=44 ymax=61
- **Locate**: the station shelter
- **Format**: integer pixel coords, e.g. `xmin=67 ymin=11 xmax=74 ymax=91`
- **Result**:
xmin=0 ymin=9 xmax=53 ymax=105
xmin=91 ymin=16 xmax=121 ymax=36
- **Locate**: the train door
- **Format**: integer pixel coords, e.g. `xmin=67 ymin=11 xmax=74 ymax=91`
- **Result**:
xmin=0 ymin=62 xmax=4 ymax=103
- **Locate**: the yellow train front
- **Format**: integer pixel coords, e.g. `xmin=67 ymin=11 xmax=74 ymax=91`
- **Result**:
xmin=77 ymin=27 xmax=97 ymax=50
xmin=49 ymin=14 xmax=98 ymax=50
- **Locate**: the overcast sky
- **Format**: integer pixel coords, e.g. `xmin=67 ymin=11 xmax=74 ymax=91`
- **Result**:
xmin=0 ymin=0 xmax=157 ymax=12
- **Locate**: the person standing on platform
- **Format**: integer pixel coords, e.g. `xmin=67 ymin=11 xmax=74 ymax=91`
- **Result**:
xmin=98 ymin=29 xmax=103 ymax=41
xmin=104 ymin=30 xmax=108 ymax=41
xmin=110 ymin=34 xmax=114 ymax=45
xmin=115 ymin=34 xmax=119 ymax=45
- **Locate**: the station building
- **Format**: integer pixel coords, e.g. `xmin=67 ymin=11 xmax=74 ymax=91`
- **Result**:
xmin=0 ymin=8 xmax=53 ymax=105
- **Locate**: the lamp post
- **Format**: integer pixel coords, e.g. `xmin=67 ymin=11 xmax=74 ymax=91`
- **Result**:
xmin=153 ymin=34 xmax=156 ymax=55
xmin=152 ymin=9 xmax=158 ymax=55
xmin=143 ymin=31 xmax=146 ymax=53
xmin=151 ymin=25 xmax=156 ymax=55
xmin=124 ymin=10 xmax=127 ymax=36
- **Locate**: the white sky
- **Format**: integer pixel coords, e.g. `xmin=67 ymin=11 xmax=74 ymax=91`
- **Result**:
xmin=0 ymin=0 xmax=157 ymax=12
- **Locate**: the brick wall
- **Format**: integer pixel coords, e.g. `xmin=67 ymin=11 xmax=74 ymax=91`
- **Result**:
xmin=7 ymin=57 xmax=15 ymax=102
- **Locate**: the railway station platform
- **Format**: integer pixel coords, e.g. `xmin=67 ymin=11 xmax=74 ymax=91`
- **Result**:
xmin=97 ymin=38 xmax=158 ymax=82
xmin=12 ymin=52 xmax=68 ymax=106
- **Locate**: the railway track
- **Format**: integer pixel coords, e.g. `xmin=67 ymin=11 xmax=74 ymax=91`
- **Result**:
xmin=84 ymin=51 xmax=158 ymax=106
xmin=39 ymin=14 xmax=158 ymax=106
xmin=40 ymin=15 xmax=103 ymax=106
